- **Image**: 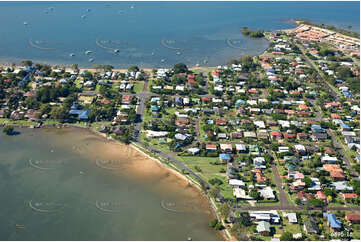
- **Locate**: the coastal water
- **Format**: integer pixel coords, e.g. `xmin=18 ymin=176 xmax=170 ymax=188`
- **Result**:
xmin=0 ymin=1 xmax=359 ymax=68
xmin=0 ymin=127 xmax=221 ymax=240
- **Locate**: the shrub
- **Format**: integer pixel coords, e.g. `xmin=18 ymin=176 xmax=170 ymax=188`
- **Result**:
xmin=2 ymin=125 xmax=14 ymax=135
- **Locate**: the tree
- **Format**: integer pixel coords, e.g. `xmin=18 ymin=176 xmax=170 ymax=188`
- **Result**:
xmin=128 ymin=65 xmax=139 ymax=72
xmin=280 ymin=231 xmax=293 ymax=241
xmin=310 ymin=199 xmax=324 ymax=207
xmin=209 ymin=219 xmax=218 ymax=228
xmin=208 ymin=185 xmax=220 ymax=198
xmin=209 ymin=178 xmax=223 ymax=186
xmin=40 ymin=103 xmax=51 ymax=115
xmin=249 ymin=190 xmax=261 ymax=200
xmin=218 ymin=203 xmax=231 ymax=220
xmin=21 ymin=60 xmax=33 ymax=67
xmin=173 ymin=63 xmax=188 ymax=74
xmin=103 ymin=65 xmax=113 ymax=72
xmin=92 ymin=64 xmax=102 ymax=71
xmin=238 ymin=212 xmax=252 ymax=226
xmin=230 ymin=222 xmax=249 ymax=240
xmin=50 ymin=106 xmax=68 ymax=122
xmin=71 ymin=64 xmax=79 ymax=73
xmin=336 ymin=66 xmax=353 ymax=79
xmin=2 ymin=125 xmax=14 ymax=135
xmin=303 ymin=176 xmax=313 ymax=187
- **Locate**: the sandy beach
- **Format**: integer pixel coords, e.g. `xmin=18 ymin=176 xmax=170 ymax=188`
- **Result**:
xmin=53 ymin=125 xmax=227 ymax=240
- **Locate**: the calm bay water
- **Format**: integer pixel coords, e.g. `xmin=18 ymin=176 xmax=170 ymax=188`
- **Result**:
xmin=0 ymin=127 xmax=221 ymax=240
xmin=0 ymin=1 xmax=359 ymax=68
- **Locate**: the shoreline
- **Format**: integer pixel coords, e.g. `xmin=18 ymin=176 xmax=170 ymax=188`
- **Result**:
xmin=1 ymin=123 xmax=229 ymax=241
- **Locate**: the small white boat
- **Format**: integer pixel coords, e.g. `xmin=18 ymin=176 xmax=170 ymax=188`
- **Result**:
xmin=86 ymin=8 xmax=91 ymax=12
xmin=176 ymin=51 xmax=181 ymax=55
xmin=81 ymin=15 xmax=86 ymax=19
xmin=85 ymin=50 xmax=92 ymax=55
xmin=88 ymin=58 xmax=94 ymax=62
xmin=160 ymin=59 xmax=165 ymax=63
xmin=114 ymin=49 xmax=120 ymax=53
xmin=130 ymin=5 xmax=134 ymax=9
xmin=151 ymin=52 xmax=155 ymax=56
xmin=69 ymin=53 xmax=75 ymax=57
xmin=23 ymin=21 xmax=28 ymax=25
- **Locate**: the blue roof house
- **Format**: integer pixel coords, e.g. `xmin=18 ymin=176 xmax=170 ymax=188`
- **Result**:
xmin=219 ymin=153 xmax=231 ymax=163
xmin=69 ymin=104 xmax=90 ymax=120
xmin=175 ymin=97 xmax=183 ymax=106
xmin=323 ymin=213 xmax=342 ymax=231
xmin=311 ymin=124 xmax=325 ymax=133
xmin=339 ymin=120 xmax=351 ymax=131
xmin=343 ymin=91 xmax=353 ymax=98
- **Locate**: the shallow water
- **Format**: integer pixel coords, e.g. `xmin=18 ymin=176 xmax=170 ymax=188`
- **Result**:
xmin=0 ymin=127 xmax=221 ymax=240
xmin=0 ymin=1 xmax=359 ymax=68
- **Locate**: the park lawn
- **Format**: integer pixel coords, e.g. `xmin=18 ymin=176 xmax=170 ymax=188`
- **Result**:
xmin=205 ymin=174 xmax=235 ymax=200
xmin=275 ymin=219 xmax=302 ymax=235
xmin=132 ymin=81 xmax=144 ymax=93
xmin=90 ymin=121 xmax=112 ymax=130
xmin=177 ymin=156 xmax=225 ymax=174
xmin=331 ymin=130 xmax=357 ymax=164
xmin=146 ymin=79 xmax=154 ymax=92
xmin=0 ymin=118 xmax=36 ymax=126
xmin=42 ymin=120 xmax=61 ymax=125
xmin=351 ymin=224 xmax=360 ymax=240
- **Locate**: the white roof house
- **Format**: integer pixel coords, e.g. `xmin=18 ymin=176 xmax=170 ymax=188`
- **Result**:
xmin=235 ymin=144 xmax=247 ymax=152
xmin=288 ymin=213 xmax=298 ymax=223
xmin=321 ymin=156 xmax=338 ymax=163
xmin=278 ymin=146 xmax=289 ymax=153
xmin=295 ymin=144 xmax=306 ymax=152
xmin=187 ymin=147 xmax=200 ymax=155
xmin=233 ymin=188 xmax=252 ymax=200
xmin=254 ymin=120 xmax=266 ymax=128
xmin=259 ymin=186 xmax=275 ymax=200
xmin=145 ymin=130 xmax=168 ymax=138
xmin=229 ymin=179 xmax=245 ymax=187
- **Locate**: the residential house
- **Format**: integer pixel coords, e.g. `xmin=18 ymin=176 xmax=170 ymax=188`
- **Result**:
xmin=219 ymin=153 xmax=231 ymax=163
xmin=316 ymin=191 xmax=326 ymax=200
xmin=332 ymin=181 xmax=354 ymax=191
xmin=235 ymin=143 xmax=247 ymax=153
xmin=304 ymin=217 xmax=320 ymax=234
xmin=249 ymin=210 xmax=280 ymax=224
xmin=341 ymin=193 xmax=358 ymax=200
xmin=206 ymin=144 xmax=217 ymax=152
xmin=291 ymin=180 xmax=305 ymax=192
xmin=229 ymin=179 xmax=245 ymax=188
xmin=259 ymin=187 xmax=275 ymax=200
xmin=345 ymin=213 xmax=360 ymax=224
xmin=288 ymin=213 xmax=298 ymax=224
xmin=187 ymin=147 xmax=200 ymax=155
xmin=257 ymin=221 xmax=271 ymax=236
xmin=220 ymin=143 xmax=233 ymax=153
xmin=323 ymin=213 xmax=342 ymax=232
